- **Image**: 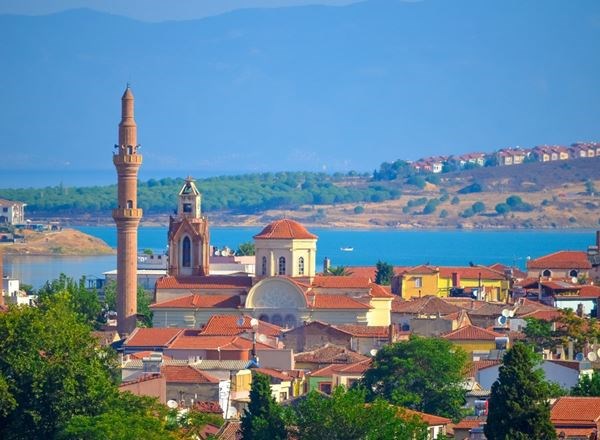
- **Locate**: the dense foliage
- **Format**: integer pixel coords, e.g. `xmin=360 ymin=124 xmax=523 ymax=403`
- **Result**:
xmin=484 ymin=342 xmax=557 ymax=440
xmin=241 ymin=372 xmax=287 ymax=440
xmin=0 ymin=172 xmax=401 ymax=216
xmin=360 ymin=336 xmax=468 ymax=420
xmin=374 ymin=260 xmax=394 ymax=285
xmin=290 ymin=387 xmax=428 ymax=440
xmin=571 ymin=371 xmax=600 ymax=396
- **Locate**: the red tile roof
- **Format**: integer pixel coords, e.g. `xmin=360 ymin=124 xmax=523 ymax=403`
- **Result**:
xmin=527 ymin=251 xmax=592 ymax=270
xmin=124 ymin=328 xmax=183 ymax=347
xmin=577 ymin=285 xmax=600 ymax=298
xmin=168 ymin=333 xmax=274 ymax=351
xmin=369 ymin=283 xmax=394 ymax=298
xmin=311 ymin=275 xmax=371 ymax=289
xmin=310 ymin=359 xmax=372 ymax=377
xmin=442 ymin=324 xmax=503 ymax=341
xmin=401 ymin=408 xmax=451 ymax=426
xmin=128 ymin=351 xmax=173 ymax=360
xmin=161 ymin=365 xmax=220 ymax=384
xmin=400 ymin=265 xmax=439 ymax=275
xmin=334 ymin=324 xmax=390 ymax=338
xmin=466 ymin=360 xmax=501 ymax=377
xmin=151 ymin=294 xmax=241 ymax=309
xmin=519 ymin=309 xmax=562 ymax=321
xmin=438 ymin=266 xmax=507 ymax=280
xmin=310 ymin=294 xmax=372 ymax=309
xmin=451 ymin=418 xmax=486 ymax=430
xmin=488 ymin=263 xmax=527 ymax=279
xmin=343 ymin=266 xmax=409 ymax=280
xmin=253 ymin=368 xmax=291 ymax=381
xmin=551 ymin=397 xmax=600 ymax=424
xmin=201 ymin=315 xmax=282 ymax=336
xmin=215 ymin=421 xmax=241 ymax=440
xmin=193 ymin=401 xmax=223 ymax=415
xmin=546 ymin=360 xmax=583 ymax=371
xmin=253 ymin=219 xmax=317 ymax=240
xmin=155 ymin=275 xmax=253 ymax=290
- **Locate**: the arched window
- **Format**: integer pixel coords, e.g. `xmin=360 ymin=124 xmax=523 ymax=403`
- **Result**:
xmin=284 ymin=314 xmax=297 ymax=329
xmin=271 ymin=314 xmax=283 ymax=326
xmin=298 ymin=257 xmax=305 ymax=276
xmin=262 ymin=256 xmax=267 ymax=276
xmin=127 ymin=145 xmax=133 ymax=155
xmin=258 ymin=314 xmax=269 ymax=323
xmin=569 ymin=269 xmax=578 ymax=278
xmin=278 ymin=257 xmax=286 ymax=275
xmin=126 ymin=200 xmax=133 ymax=209
xmin=182 ymin=237 xmax=191 ymax=267
xmin=542 ymin=269 xmax=551 ymax=278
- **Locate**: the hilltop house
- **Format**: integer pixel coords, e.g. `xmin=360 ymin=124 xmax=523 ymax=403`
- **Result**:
xmin=0 ymin=199 xmax=25 ymax=225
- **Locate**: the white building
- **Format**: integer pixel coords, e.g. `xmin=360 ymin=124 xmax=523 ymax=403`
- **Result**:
xmin=0 ymin=199 xmax=26 ymax=225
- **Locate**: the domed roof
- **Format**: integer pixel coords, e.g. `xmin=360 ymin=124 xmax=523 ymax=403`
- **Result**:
xmin=253 ymin=219 xmax=317 ymax=240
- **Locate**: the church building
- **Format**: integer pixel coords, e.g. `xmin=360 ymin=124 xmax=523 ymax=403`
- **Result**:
xmin=152 ymin=180 xmax=393 ymax=329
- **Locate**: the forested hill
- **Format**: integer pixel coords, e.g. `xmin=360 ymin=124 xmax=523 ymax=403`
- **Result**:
xmin=0 ymin=172 xmax=401 ymax=216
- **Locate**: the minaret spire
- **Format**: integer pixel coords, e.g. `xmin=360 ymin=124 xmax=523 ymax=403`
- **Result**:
xmin=113 ymin=86 xmax=143 ymax=336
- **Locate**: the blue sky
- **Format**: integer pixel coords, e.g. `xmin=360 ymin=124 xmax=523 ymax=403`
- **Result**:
xmin=0 ymin=0 xmax=599 ymax=185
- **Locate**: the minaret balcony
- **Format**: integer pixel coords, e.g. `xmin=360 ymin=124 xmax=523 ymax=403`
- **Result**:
xmin=112 ymin=208 xmax=143 ymax=219
xmin=113 ymin=154 xmax=143 ymax=166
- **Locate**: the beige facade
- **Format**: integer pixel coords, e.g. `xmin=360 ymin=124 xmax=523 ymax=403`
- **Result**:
xmin=254 ymin=238 xmax=317 ymax=278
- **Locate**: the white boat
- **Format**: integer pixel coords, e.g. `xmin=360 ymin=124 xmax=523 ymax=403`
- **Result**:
xmin=340 ymin=247 xmax=354 ymax=252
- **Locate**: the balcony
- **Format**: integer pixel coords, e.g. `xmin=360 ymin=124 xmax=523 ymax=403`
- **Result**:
xmin=113 ymin=154 xmax=143 ymax=165
xmin=112 ymin=208 xmax=143 ymax=219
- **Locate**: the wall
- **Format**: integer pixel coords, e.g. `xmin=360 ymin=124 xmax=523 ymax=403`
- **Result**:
xmin=166 ymin=381 xmax=220 ymax=405
xmin=281 ymin=322 xmax=351 ymax=353
xmin=119 ymin=375 xmax=167 ymax=404
xmin=450 ymin=340 xmax=496 ymax=359
xmin=410 ymin=317 xmax=454 ymax=337
xmin=399 ymin=273 xmax=438 ymax=299
xmin=366 ymin=297 xmax=392 ymax=326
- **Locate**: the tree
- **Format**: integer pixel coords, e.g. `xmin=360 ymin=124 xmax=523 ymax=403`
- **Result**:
xmin=523 ymin=317 xmax=555 ymax=351
xmin=326 ymin=266 xmax=351 ymax=276
xmin=484 ymin=342 xmax=557 ymax=440
xmin=360 ymin=336 xmax=468 ymax=420
xmin=572 ymin=371 xmax=600 ymax=396
xmin=291 ymin=387 xmax=428 ymax=440
xmin=236 ymin=241 xmax=255 ymax=256
xmin=495 ymin=203 xmax=511 ymax=215
xmin=375 ymin=260 xmax=394 ymax=285
xmin=103 ymin=280 xmax=153 ymax=328
xmin=472 ymin=201 xmax=486 ymax=213
xmin=241 ymin=372 xmax=287 ymax=440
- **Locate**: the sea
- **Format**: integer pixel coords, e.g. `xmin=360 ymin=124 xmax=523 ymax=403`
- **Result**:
xmin=3 ymin=227 xmax=597 ymax=288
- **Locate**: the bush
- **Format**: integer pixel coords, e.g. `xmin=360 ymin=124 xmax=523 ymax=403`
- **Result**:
xmin=506 ymin=195 xmax=523 ymax=207
xmin=495 ymin=203 xmax=511 ymax=215
xmin=353 ymin=206 xmax=365 ymax=214
xmin=423 ymin=199 xmax=440 ymax=215
xmin=407 ymin=175 xmax=427 ymax=189
xmin=439 ymin=209 xmax=448 ymax=218
xmin=458 ymin=182 xmax=482 ymax=194
xmin=439 ymin=193 xmax=449 ymax=202
xmin=425 ymin=174 xmax=440 ymax=185
xmin=450 ymin=196 xmax=460 ymax=205
xmin=460 ymin=208 xmax=475 ymax=218
xmin=472 ymin=201 xmax=486 ymax=213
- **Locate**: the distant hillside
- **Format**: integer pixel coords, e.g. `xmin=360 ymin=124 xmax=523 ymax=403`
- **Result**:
xmin=1 ymin=0 xmax=600 ymax=174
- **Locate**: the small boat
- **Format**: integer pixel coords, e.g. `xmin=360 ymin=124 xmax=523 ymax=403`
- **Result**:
xmin=340 ymin=247 xmax=354 ymax=252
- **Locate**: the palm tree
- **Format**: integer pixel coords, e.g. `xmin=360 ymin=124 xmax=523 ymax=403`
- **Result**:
xmin=325 ymin=265 xmax=351 ymax=276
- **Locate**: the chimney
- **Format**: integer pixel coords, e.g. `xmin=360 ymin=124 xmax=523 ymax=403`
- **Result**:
xmin=452 ymin=272 xmax=460 ymax=287
xmin=323 ymin=257 xmax=331 ymax=273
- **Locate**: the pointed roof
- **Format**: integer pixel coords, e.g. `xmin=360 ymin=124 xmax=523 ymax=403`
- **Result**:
xmin=442 ymin=324 xmax=503 ymax=341
xmin=253 ymin=219 xmax=317 ymax=240
xmin=122 ymin=85 xmax=133 ymax=99
xmin=527 ymin=251 xmax=592 ymax=270
xmin=161 ymin=365 xmax=220 ymax=384
xmin=179 ymin=177 xmax=200 ymax=196
xmin=124 ymin=328 xmax=183 ymax=348
xmin=294 ymin=344 xmax=369 ymax=364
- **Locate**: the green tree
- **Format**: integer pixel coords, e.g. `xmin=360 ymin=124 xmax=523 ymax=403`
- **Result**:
xmin=523 ymin=318 xmax=555 ymax=351
xmin=472 ymin=201 xmax=486 ymax=213
xmin=571 ymin=371 xmax=600 ymax=396
xmin=102 ymin=280 xmax=152 ymax=327
xmin=326 ymin=266 xmax=351 ymax=276
xmin=360 ymin=336 xmax=468 ymax=420
xmin=375 ymin=260 xmax=394 ymax=285
xmin=495 ymin=203 xmax=511 ymax=215
xmin=292 ymin=387 xmax=428 ymax=440
xmin=484 ymin=342 xmax=557 ymax=440
xmin=241 ymin=372 xmax=287 ymax=440
xmin=450 ymin=196 xmax=460 ymax=205
xmin=236 ymin=241 xmax=256 ymax=256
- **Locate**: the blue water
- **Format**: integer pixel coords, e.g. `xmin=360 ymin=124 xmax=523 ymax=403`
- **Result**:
xmin=4 ymin=226 xmax=597 ymax=288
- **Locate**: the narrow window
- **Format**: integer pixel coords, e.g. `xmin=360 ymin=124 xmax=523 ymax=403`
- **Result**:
xmin=261 ymin=256 xmax=267 ymax=276
xmin=182 ymin=237 xmax=191 ymax=267
xmin=278 ymin=256 xmax=286 ymax=275
xmin=126 ymin=200 xmax=133 ymax=209
xmin=127 ymin=145 xmax=133 ymax=155
xmin=414 ymin=277 xmax=422 ymax=288
xmin=298 ymin=257 xmax=305 ymax=275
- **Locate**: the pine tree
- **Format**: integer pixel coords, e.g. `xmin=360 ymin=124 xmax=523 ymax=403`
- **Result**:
xmin=241 ymin=372 xmax=287 ymax=440
xmin=484 ymin=342 xmax=557 ymax=440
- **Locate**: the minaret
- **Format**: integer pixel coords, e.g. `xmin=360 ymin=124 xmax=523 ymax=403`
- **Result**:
xmin=113 ymin=86 xmax=142 ymax=336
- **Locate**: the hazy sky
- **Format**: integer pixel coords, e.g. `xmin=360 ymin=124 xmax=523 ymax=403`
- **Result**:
xmin=0 ymin=0 xmax=361 ymax=21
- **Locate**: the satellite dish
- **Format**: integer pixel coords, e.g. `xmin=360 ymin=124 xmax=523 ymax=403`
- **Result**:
xmin=587 ymin=352 xmax=598 ymax=362
xmin=572 ymin=277 xmax=578 ymax=284
xmin=501 ymin=309 xmax=510 ymax=318
xmin=497 ymin=316 xmax=508 ymax=326
xmin=257 ymin=334 xmax=267 ymax=343
xmin=167 ymin=400 xmax=178 ymax=409
xmin=575 ymin=352 xmax=585 ymax=362
xmin=237 ymin=317 xmax=245 ymax=327
xmin=370 ymin=349 xmax=378 ymax=357
xmin=250 ymin=318 xmax=259 ymax=328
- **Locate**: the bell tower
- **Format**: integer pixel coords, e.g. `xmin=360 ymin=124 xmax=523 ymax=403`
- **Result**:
xmin=112 ymin=85 xmax=142 ymax=336
xmin=168 ymin=177 xmax=210 ymax=277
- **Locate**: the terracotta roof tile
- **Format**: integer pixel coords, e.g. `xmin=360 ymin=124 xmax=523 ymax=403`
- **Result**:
xmin=442 ymin=324 xmax=503 ymax=341
xmin=310 ymin=294 xmax=372 ymax=309
xmin=488 ymin=263 xmax=527 ymax=279
xmin=193 ymin=401 xmax=223 ymax=415
xmin=400 ymin=265 xmax=439 ymax=275
xmin=451 ymin=418 xmax=486 ymax=430
xmin=527 ymin=251 xmax=592 ymax=270
xmin=201 ymin=315 xmax=282 ymax=336
xmin=124 ymin=328 xmax=183 ymax=348
xmin=253 ymin=368 xmax=291 ymax=381
xmin=400 ymin=408 xmax=451 ymax=426
xmin=311 ymin=275 xmax=371 ymax=289
xmin=310 ymin=359 xmax=372 ymax=377
xmin=128 ymin=351 xmax=172 ymax=360
xmin=161 ymin=365 xmax=220 ymax=384
xmin=151 ymin=294 xmax=241 ymax=309
xmin=215 ymin=421 xmax=241 ymax=440
xmin=156 ymin=275 xmax=253 ymax=290
xmin=369 ymin=283 xmax=394 ymax=298
xmin=438 ymin=266 xmax=507 ymax=281
xmin=253 ymin=219 xmax=317 ymax=240
xmin=576 ymin=285 xmax=600 ymax=298
xmin=342 ymin=266 xmax=409 ymax=280
xmin=334 ymin=324 xmax=390 ymax=338
xmin=546 ymin=360 xmax=583 ymax=371
xmin=295 ymin=344 xmax=368 ymax=364
xmin=392 ymin=295 xmax=462 ymax=315
xmin=551 ymin=397 xmax=600 ymax=424
xmin=466 ymin=360 xmax=500 ymax=377
xmin=168 ymin=333 xmax=274 ymax=351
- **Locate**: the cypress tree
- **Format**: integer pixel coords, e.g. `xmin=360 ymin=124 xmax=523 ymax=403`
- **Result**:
xmin=241 ymin=372 xmax=287 ymax=440
xmin=484 ymin=342 xmax=557 ymax=440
